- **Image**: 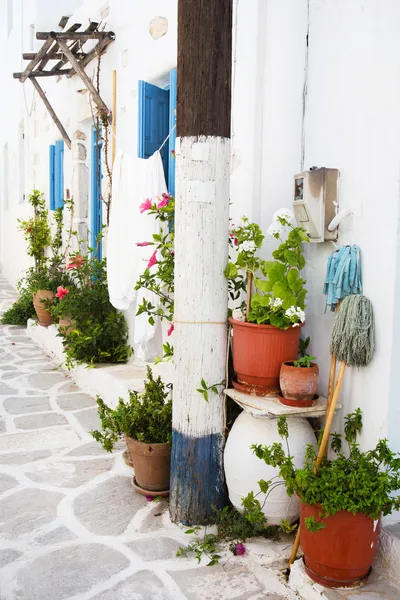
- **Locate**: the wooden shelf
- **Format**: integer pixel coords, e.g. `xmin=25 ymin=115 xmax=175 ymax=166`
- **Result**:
xmin=224 ymin=388 xmax=341 ymax=419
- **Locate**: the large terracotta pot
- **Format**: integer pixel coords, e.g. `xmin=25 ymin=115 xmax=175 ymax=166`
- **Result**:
xmin=224 ymin=412 xmax=317 ymax=525
xmin=126 ymin=436 xmax=170 ymax=492
xmin=33 ymin=290 xmax=54 ymax=327
xmin=301 ymin=503 xmax=380 ymax=588
xmin=229 ymin=318 xmax=302 ymax=395
xmin=279 ymin=361 xmax=319 ymax=405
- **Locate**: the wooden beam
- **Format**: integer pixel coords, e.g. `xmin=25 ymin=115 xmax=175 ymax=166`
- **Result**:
xmin=30 ymin=78 xmax=71 ymax=149
xmin=13 ymin=69 xmax=71 ymax=79
xmin=23 ymin=52 xmax=85 ymax=60
xmin=36 ymin=31 xmax=107 ymax=41
xmin=57 ymin=39 xmax=110 ymax=118
xmin=66 ymin=32 xmax=115 ymax=79
xmin=19 ymin=36 xmax=55 ymax=83
xmin=52 ymin=22 xmax=99 ymax=72
xmin=58 ymin=16 xmax=71 ymax=29
xmin=38 ymin=23 xmax=81 ymax=71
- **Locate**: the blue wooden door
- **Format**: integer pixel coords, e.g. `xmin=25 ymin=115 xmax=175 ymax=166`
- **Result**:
xmin=168 ymin=69 xmax=177 ymax=197
xmin=49 ymin=141 xmax=64 ymax=210
xmin=138 ymin=80 xmax=170 ymax=183
xmin=91 ymin=127 xmax=103 ymax=259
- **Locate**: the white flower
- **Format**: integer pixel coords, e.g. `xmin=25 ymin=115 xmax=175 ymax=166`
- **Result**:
xmin=239 ymin=240 xmax=257 ymax=254
xmin=267 ymin=223 xmax=282 ymax=238
xmin=273 ymin=208 xmax=295 ymax=224
xmin=292 ymin=323 xmax=300 ymax=327
xmin=285 ymin=306 xmax=306 ymax=323
xmin=232 ymin=308 xmax=245 ymax=322
xmin=273 ymin=298 xmax=283 ymax=308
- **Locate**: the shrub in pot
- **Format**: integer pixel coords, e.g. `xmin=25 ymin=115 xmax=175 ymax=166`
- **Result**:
xmin=225 ymin=211 xmax=310 ymax=395
xmin=91 ymin=366 xmax=172 ymax=494
xmin=279 ymin=350 xmax=318 ymax=407
xmin=251 ymin=409 xmax=400 ymax=588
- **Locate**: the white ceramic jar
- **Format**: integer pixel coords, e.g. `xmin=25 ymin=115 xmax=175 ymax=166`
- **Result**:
xmin=224 ymin=411 xmax=317 ymax=525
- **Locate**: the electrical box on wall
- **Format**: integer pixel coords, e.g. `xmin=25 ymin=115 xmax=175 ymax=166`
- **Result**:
xmin=293 ymin=167 xmax=339 ymax=242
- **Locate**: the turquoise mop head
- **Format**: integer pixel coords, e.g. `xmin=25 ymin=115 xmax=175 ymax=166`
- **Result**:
xmin=330 ymin=295 xmax=375 ymax=367
xmin=323 ymin=245 xmax=363 ymax=312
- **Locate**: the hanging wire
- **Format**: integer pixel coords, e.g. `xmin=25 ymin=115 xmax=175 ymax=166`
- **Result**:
xmin=158 ymin=124 xmax=176 ymax=153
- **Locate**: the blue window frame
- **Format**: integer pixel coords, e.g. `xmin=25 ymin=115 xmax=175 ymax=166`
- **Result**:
xmin=138 ymin=69 xmax=177 ymax=194
xmin=91 ymin=127 xmax=103 ymax=259
xmin=49 ymin=140 xmax=64 ymax=210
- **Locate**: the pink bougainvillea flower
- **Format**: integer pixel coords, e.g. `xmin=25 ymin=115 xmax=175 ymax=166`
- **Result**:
xmin=167 ymin=323 xmax=174 ymax=336
xmin=234 ymin=543 xmax=246 ymax=556
xmin=147 ymin=250 xmax=158 ymax=269
xmin=139 ymin=198 xmax=153 ymax=213
xmin=157 ymin=197 xmax=169 ymax=209
xmin=55 ymin=286 xmax=69 ymax=300
xmin=234 ymin=237 xmax=239 ymax=246
xmin=68 ymin=255 xmax=85 ymax=270
xmin=145 ymin=495 xmax=154 ymax=502
xmin=136 ymin=241 xmax=152 ymax=247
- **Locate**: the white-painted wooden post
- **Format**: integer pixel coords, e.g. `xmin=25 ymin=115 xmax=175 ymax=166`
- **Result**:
xmin=170 ymin=0 xmax=233 ymax=524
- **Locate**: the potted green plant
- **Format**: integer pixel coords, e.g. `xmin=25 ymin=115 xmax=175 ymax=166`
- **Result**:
xmin=251 ymin=409 xmax=400 ymax=588
xmin=279 ymin=337 xmax=318 ymax=407
xmin=225 ymin=210 xmax=310 ymax=395
xmin=90 ymin=366 xmax=172 ymax=495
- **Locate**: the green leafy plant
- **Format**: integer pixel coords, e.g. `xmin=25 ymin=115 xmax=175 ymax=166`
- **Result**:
xmin=90 ymin=366 xmax=172 ymax=450
xmin=225 ymin=210 xmax=310 ymax=328
xmin=1 ymin=289 xmax=35 ymax=325
xmin=196 ymin=378 xmax=225 ymax=402
xmin=177 ymin=502 xmax=280 ymax=566
xmin=299 ymin=336 xmax=310 ymax=358
xmin=251 ymin=409 xmax=400 ymax=532
xmin=292 ymin=354 xmax=316 ymax=368
xmin=17 ymin=190 xmax=51 ymax=273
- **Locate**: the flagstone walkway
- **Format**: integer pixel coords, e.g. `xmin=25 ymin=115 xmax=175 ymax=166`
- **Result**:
xmin=1 ymin=274 xmax=400 ymax=600
xmin=0 ymin=275 xmax=296 ymax=600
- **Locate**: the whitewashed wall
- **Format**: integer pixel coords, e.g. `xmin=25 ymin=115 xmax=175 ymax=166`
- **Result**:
xmin=1 ymin=0 xmax=400 ymax=458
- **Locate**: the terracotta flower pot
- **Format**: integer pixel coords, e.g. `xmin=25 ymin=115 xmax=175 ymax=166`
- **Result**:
xmin=126 ymin=435 xmax=170 ymax=492
xmin=59 ymin=315 xmax=76 ymax=336
xmin=300 ymin=503 xmax=380 ymax=588
xmin=32 ymin=290 xmax=55 ymax=327
xmin=229 ymin=318 xmax=302 ymax=395
xmin=279 ymin=361 xmax=319 ymax=405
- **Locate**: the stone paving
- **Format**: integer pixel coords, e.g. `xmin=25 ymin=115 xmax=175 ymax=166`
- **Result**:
xmin=1 ymin=275 xmax=400 ymax=600
xmin=0 ymin=276 xmax=296 ymax=600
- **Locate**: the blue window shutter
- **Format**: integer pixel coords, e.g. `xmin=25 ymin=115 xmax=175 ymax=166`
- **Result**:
xmin=91 ymin=127 xmax=102 ymax=259
xmin=138 ymin=80 xmax=170 ymax=182
xmin=168 ymin=69 xmax=177 ymax=197
xmin=54 ymin=140 xmax=64 ymax=209
xmin=49 ymin=145 xmax=55 ymax=210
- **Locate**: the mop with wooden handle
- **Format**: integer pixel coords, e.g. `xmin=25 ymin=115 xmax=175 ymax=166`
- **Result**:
xmin=287 ymin=293 xmax=374 ymax=574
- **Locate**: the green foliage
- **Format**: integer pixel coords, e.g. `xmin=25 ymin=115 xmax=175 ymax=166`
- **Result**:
xmin=177 ymin=503 xmax=280 ymax=566
xmin=293 ymin=355 xmax=316 ymax=368
xmin=299 ymin=336 xmax=310 ymax=358
xmin=304 ymin=516 xmax=326 ymax=533
xmin=134 ymin=195 xmax=175 ymax=358
xmin=251 ymin=411 xmax=400 ymax=533
xmin=227 ymin=212 xmax=310 ymax=328
xmin=56 ymin=248 xmax=132 ymax=368
xmin=1 ymin=289 xmax=35 ymax=325
xmin=17 ymin=190 xmax=51 ymax=272
xmin=90 ymin=366 xmax=172 ymax=450
xmin=196 ymin=378 xmax=225 ymax=402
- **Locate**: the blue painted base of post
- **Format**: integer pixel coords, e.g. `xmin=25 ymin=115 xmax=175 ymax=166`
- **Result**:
xmin=169 ymin=429 xmax=227 ymax=525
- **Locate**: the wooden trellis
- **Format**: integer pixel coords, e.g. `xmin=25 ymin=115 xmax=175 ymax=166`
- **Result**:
xmin=13 ymin=20 xmax=115 ymax=149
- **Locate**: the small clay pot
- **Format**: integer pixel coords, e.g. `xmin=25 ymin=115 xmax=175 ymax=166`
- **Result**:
xmin=125 ymin=435 xmax=170 ymax=492
xmin=33 ymin=290 xmax=55 ymax=327
xmin=59 ymin=315 xmax=76 ymax=336
xmin=279 ymin=361 xmax=319 ymax=402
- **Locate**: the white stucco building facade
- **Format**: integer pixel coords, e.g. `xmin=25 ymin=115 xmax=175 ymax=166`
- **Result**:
xmin=1 ymin=0 xmax=400 ymax=478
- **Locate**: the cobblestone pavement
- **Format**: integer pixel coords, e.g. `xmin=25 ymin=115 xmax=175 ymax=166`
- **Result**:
xmin=0 ymin=276 xmax=296 ymax=600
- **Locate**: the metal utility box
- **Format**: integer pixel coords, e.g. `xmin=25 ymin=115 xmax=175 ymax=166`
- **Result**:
xmin=293 ymin=168 xmax=339 ymax=242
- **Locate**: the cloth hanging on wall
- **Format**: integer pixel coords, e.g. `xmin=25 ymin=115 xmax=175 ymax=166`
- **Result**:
xmin=107 ymin=150 xmax=167 ymax=360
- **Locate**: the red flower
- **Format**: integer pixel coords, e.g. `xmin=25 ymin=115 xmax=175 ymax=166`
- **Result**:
xmin=68 ymin=255 xmax=85 ymax=270
xmin=136 ymin=241 xmax=152 ymax=247
xmin=167 ymin=323 xmax=174 ymax=336
xmin=26 ymin=227 xmax=32 ymax=234
xmin=157 ymin=197 xmax=169 ymax=209
xmin=171 ymin=149 xmax=176 ymax=158
xmin=55 ymin=286 xmax=69 ymax=300
xmin=139 ymin=198 xmax=153 ymax=213
xmin=147 ymin=250 xmax=157 ymax=269
xmin=234 ymin=237 xmax=238 ymax=246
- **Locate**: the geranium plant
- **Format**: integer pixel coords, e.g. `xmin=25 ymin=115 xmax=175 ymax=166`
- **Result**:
xmin=225 ymin=210 xmax=310 ymax=329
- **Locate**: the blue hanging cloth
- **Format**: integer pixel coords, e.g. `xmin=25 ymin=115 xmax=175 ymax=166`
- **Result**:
xmin=323 ymin=245 xmax=363 ymax=311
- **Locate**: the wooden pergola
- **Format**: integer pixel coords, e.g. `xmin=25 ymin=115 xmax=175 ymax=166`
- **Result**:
xmin=13 ymin=19 xmax=115 ymax=149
